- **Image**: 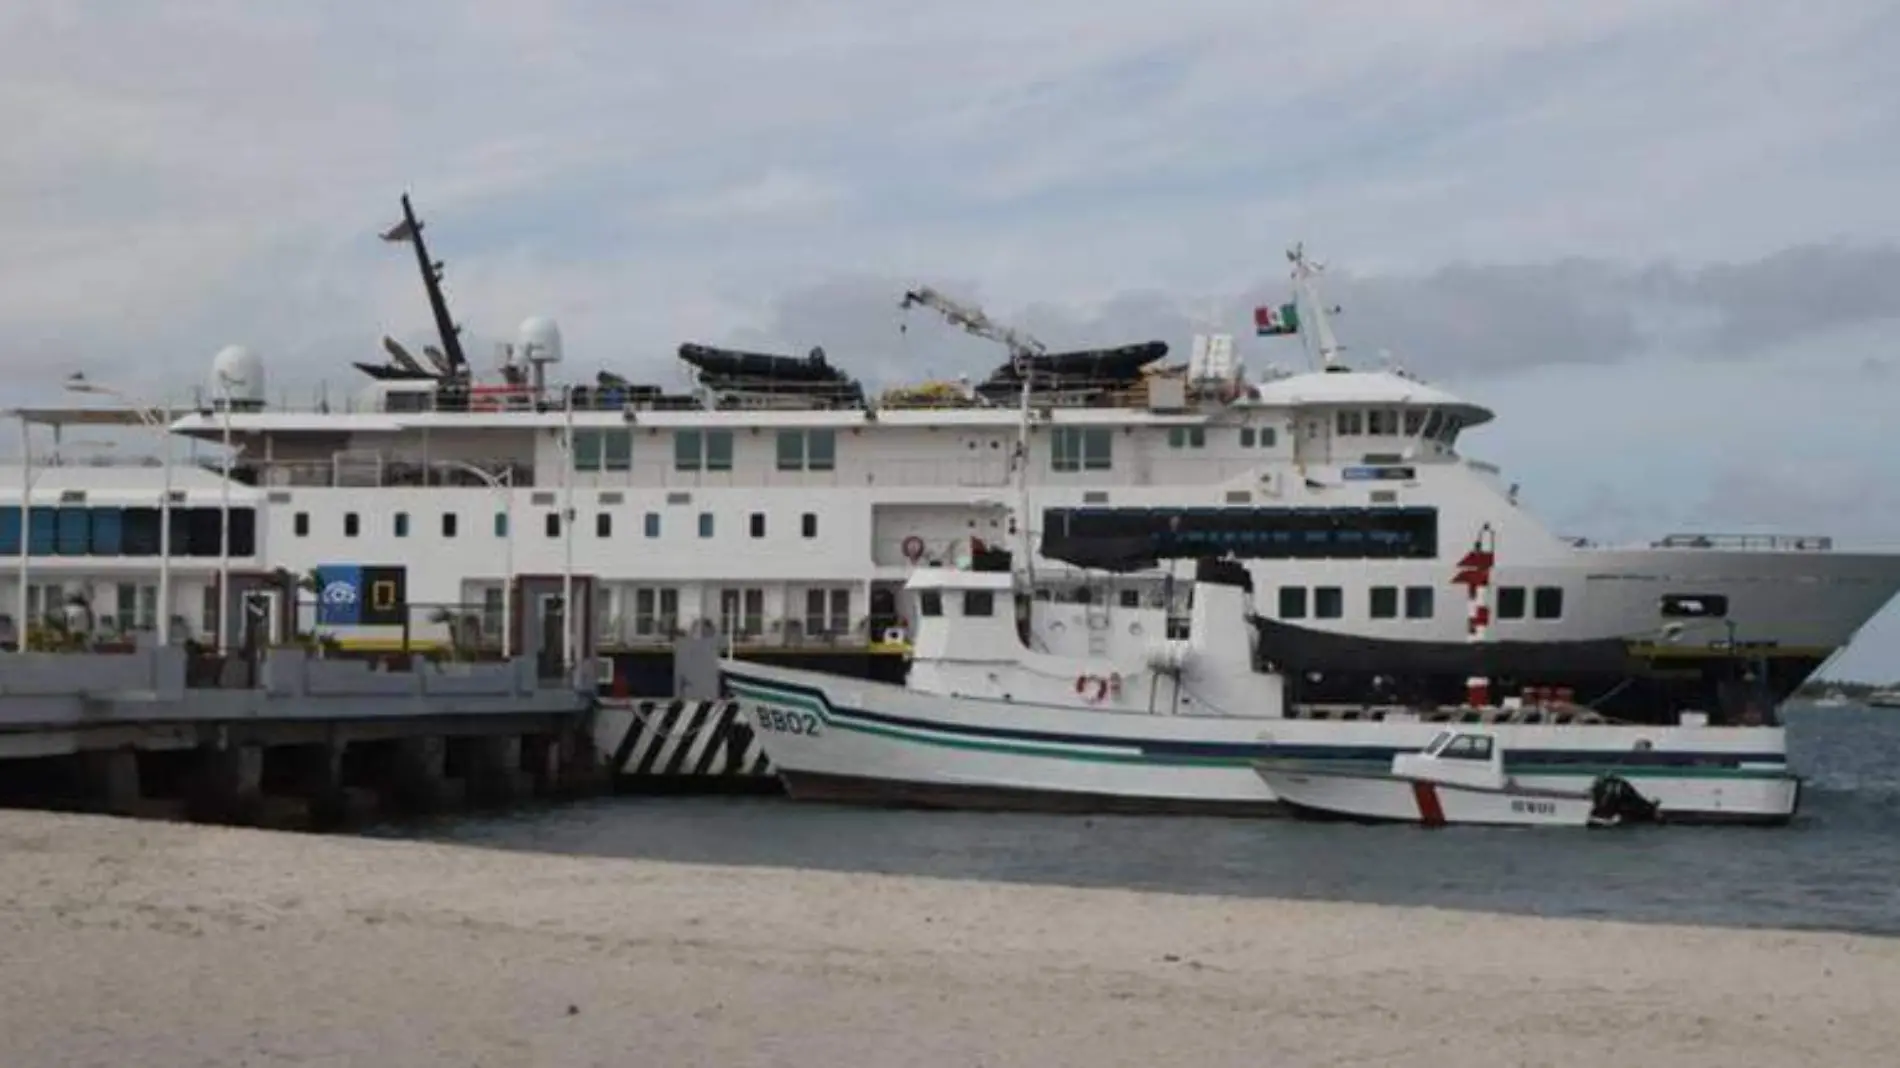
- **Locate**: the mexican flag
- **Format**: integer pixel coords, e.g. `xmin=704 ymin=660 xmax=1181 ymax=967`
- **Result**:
xmin=1254 ymin=302 xmax=1299 ymax=336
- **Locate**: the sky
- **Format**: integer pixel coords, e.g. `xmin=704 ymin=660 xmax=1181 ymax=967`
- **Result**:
xmin=3 ymin=1 xmax=1899 ymax=676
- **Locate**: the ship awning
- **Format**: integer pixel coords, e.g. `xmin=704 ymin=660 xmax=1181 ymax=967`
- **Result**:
xmin=4 ymin=406 xmax=168 ymax=428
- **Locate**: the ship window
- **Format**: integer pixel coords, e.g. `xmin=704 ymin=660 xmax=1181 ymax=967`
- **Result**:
xmin=25 ymin=507 xmax=53 ymax=555
xmin=776 ymin=430 xmax=803 ymax=470
xmin=1440 ymin=734 xmax=1493 ymax=761
xmin=89 ymin=508 xmax=123 ymax=555
xmin=644 ymin=512 xmax=660 ymax=538
xmin=919 ymin=590 xmax=943 ymax=617
xmin=493 ymin=512 xmax=508 ymax=538
xmin=119 ymin=509 xmax=157 ymax=555
xmin=804 ymin=589 xmax=851 ymax=634
xmin=964 ymin=590 xmax=995 ymax=617
xmin=544 ymin=512 xmax=560 ymax=538
xmin=1167 ymin=427 xmax=1207 ymax=449
xmin=1533 ymin=586 xmax=1564 ymax=620
xmin=705 ymin=430 xmax=733 ymax=471
xmin=801 ymin=513 xmax=817 ymax=538
xmin=1052 ymin=427 xmax=1113 ymax=471
xmin=52 ymin=506 xmax=87 ymax=555
xmin=1278 ymin=586 xmax=1307 ymax=619
xmin=698 ymin=512 xmax=714 ymax=538
xmin=674 ymin=430 xmax=701 ymax=471
xmin=394 ymin=511 xmax=409 ymax=538
xmin=1369 ymin=586 xmax=1398 ymax=619
xmin=230 ymin=508 xmax=256 ymax=556
xmin=808 ymin=430 xmax=836 ymax=470
xmin=675 ymin=428 xmax=732 ymax=471
xmin=1405 ymin=586 xmax=1434 ymax=619
xmin=344 ymin=512 xmax=360 ymax=538
xmin=294 ymin=512 xmax=309 ymax=537
xmin=1041 ymin=505 xmax=1438 ymax=561
xmin=602 ymin=430 xmax=632 ymax=471
xmin=1403 ymin=410 xmax=1425 ymax=436
xmin=596 ymin=512 xmax=612 ymax=538
xmin=776 ymin=429 xmax=837 ymax=471
xmin=1239 ymin=427 xmax=1254 ymax=447
xmin=1496 ymin=586 xmax=1526 ymax=619
xmin=441 ymin=512 xmax=457 ymax=538
xmin=1335 ymin=410 xmax=1364 ymax=436
xmin=749 ymin=512 xmax=765 ymax=538
xmin=1314 ymin=586 xmax=1343 ymax=619
xmin=1367 ymin=410 xmax=1390 ymax=435
xmin=1660 ymin=593 xmax=1728 ymax=618
xmin=1119 ymin=589 xmax=1141 ymax=608
xmin=573 ymin=429 xmax=604 ymax=472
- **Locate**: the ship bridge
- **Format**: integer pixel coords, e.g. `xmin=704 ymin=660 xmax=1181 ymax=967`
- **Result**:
xmin=1244 ymin=367 xmax=1494 ymax=461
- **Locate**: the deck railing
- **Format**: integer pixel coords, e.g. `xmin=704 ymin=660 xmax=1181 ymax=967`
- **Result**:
xmin=1652 ymin=533 xmax=1834 ymax=552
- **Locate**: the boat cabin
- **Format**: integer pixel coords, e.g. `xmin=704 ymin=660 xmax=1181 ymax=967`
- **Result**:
xmin=1392 ymin=729 xmax=1507 ymax=791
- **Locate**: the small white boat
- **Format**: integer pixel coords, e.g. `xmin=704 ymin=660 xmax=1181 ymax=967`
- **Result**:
xmin=1866 ymin=688 xmax=1900 ymax=709
xmin=1252 ymin=729 xmax=1663 ymax=828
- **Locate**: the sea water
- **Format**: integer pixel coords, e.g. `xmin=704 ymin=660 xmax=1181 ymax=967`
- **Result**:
xmin=387 ymin=704 xmax=1900 ymax=936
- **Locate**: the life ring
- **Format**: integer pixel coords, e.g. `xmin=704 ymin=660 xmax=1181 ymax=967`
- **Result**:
xmin=1074 ymin=674 xmax=1109 ymax=703
xmin=901 ymin=535 xmax=926 ymax=562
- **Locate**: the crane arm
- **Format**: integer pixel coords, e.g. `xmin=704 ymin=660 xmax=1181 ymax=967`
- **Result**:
xmin=900 ymin=286 xmax=1046 ymax=361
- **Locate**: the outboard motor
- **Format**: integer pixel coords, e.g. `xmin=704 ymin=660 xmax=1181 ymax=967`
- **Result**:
xmin=1587 ymin=775 xmax=1661 ymax=827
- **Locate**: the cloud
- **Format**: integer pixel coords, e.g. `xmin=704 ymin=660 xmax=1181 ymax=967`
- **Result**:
xmin=715 ymin=243 xmax=1900 ymax=390
xmin=4 ymin=2 xmax=1900 ymax=661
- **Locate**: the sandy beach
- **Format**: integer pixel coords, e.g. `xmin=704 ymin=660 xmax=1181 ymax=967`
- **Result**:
xmin=0 ymin=811 xmax=1892 ymax=1067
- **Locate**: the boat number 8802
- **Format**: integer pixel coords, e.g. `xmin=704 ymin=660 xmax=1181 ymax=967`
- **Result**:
xmin=754 ymin=707 xmax=821 ymax=736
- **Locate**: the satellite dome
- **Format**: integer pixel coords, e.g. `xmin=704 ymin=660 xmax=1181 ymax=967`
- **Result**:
xmin=209 ymin=344 xmax=266 ymax=407
xmin=517 ymin=316 xmax=564 ymax=363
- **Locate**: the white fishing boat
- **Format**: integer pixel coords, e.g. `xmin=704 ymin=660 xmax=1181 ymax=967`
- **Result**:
xmin=1251 ymin=729 xmax=1668 ymax=828
xmin=720 ymin=551 xmax=1803 ymax=824
xmin=1865 ymin=688 xmax=1900 ymax=709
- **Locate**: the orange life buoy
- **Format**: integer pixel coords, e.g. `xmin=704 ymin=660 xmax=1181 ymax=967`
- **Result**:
xmin=901 ymin=535 xmax=926 ymax=562
xmin=1074 ymin=674 xmax=1109 ymax=703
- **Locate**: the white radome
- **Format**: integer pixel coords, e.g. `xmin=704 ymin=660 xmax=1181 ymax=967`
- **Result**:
xmin=517 ymin=317 xmax=563 ymax=364
xmin=210 ymin=344 xmax=266 ymax=403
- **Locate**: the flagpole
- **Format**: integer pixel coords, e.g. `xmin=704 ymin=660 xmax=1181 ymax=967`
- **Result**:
xmin=561 ymin=385 xmax=576 ymax=684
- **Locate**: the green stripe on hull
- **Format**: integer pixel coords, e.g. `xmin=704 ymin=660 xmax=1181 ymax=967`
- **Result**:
xmin=727 ymin=680 xmax=1792 ymax=781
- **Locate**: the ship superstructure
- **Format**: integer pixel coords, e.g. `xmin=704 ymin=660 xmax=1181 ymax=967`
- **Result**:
xmin=6 ymin=206 xmax=1897 ymax=719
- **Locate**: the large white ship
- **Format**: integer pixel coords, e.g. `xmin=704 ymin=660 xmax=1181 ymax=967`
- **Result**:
xmin=6 ymin=201 xmax=1897 ymax=723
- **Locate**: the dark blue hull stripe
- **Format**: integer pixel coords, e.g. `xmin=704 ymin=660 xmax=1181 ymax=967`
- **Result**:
xmin=722 ymin=670 xmax=1786 ymax=770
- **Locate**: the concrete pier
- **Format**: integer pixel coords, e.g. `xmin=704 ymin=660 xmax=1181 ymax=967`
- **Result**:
xmin=0 ymin=646 xmax=604 ymax=828
xmin=465 ymin=735 xmax=529 ymax=804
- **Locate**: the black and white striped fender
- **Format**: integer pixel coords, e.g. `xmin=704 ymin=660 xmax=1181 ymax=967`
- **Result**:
xmin=594 ymin=699 xmax=774 ymax=779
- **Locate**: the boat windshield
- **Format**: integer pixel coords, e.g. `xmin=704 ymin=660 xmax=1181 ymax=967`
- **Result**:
xmin=1438 ymin=734 xmax=1495 ymax=761
xmin=1423 ymin=730 xmax=1454 ymax=756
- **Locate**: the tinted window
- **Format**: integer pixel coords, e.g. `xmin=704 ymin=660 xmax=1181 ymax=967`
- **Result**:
xmin=1369 ymin=586 xmax=1398 ymax=619
xmin=1278 ymin=586 xmax=1307 ymax=619
xmin=1496 ymin=586 xmax=1526 ymax=619
xmin=1314 ymin=587 xmax=1343 ymax=619
xmin=1533 ymin=586 xmax=1564 ymax=620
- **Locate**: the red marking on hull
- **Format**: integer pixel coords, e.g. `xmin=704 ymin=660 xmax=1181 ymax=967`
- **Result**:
xmin=1411 ymin=781 xmax=1447 ymax=827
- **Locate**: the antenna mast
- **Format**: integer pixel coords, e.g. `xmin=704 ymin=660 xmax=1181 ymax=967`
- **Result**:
xmin=1286 ymin=243 xmax=1344 ymax=370
xmin=381 ymin=193 xmax=469 ymax=380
